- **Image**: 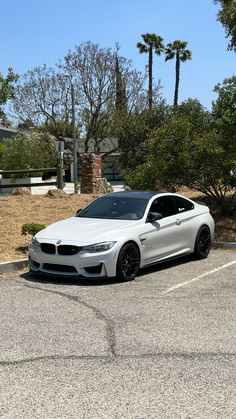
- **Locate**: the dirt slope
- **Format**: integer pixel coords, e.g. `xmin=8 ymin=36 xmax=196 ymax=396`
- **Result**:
xmin=0 ymin=193 xmax=235 ymax=262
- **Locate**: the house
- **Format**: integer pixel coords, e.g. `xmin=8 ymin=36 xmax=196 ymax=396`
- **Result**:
xmin=64 ymin=137 xmax=121 ymax=181
xmin=0 ymin=126 xmax=19 ymax=143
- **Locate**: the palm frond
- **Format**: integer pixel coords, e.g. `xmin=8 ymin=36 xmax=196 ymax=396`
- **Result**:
xmin=165 ymin=51 xmax=175 ymax=61
xmin=180 ymin=50 xmax=192 ymax=61
xmin=137 ymin=42 xmax=148 ymax=53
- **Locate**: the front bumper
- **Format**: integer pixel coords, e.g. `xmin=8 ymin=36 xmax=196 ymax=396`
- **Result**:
xmin=28 ymin=243 xmax=119 ymax=278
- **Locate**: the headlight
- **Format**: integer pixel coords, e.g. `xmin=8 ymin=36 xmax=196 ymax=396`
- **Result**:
xmin=82 ymin=241 xmax=116 ymax=253
xmin=31 ymin=236 xmax=40 ymax=247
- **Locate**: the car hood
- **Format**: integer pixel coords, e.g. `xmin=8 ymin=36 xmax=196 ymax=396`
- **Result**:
xmin=36 ymin=217 xmax=140 ymax=245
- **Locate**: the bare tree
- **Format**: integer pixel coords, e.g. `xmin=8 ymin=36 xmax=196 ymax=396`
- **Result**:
xmin=13 ymin=64 xmax=81 ymax=137
xmin=62 ymin=42 xmax=120 ymax=152
xmin=13 ymin=42 xmax=151 ymax=154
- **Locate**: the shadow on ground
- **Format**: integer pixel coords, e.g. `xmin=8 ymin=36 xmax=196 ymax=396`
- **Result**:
xmin=20 ymin=254 xmax=194 ymax=287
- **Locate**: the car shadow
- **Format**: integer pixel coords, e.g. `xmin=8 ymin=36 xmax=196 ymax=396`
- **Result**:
xmin=139 ymin=254 xmax=194 ymax=277
xmin=20 ymin=254 xmax=195 ymax=287
xmin=20 ymin=271 xmax=118 ymax=287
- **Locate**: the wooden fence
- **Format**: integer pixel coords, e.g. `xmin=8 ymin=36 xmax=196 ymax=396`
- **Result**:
xmin=0 ymin=167 xmax=63 ymax=190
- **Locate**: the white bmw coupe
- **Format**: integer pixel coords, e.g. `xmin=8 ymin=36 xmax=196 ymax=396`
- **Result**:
xmin=29 ymin=191 xmax=215 ymax=281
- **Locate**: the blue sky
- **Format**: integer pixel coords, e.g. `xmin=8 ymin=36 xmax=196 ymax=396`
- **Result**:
xmin=1 ymin=0 xmax=235 ymax=110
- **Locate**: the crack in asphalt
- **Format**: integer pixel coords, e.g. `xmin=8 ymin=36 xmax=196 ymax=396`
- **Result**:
xmin=0 ymin=352 xmax=235 ymax=367
xmin=2 ymin=278 xmax=234 ymax=369
xmin=20 ymin=281 xmax=116 ymax=358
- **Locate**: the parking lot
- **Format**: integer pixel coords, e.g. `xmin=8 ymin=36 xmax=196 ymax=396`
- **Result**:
xmin=0 ymin=249 xmax=235 ymax=418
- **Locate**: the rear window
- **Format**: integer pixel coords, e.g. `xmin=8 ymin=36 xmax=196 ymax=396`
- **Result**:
xmin=174 ymin=196 xmax=194 ymax=213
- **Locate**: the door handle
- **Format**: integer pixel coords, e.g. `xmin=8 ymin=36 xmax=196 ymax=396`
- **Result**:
xmin=176 ymin=218 xmax=181 ymax=225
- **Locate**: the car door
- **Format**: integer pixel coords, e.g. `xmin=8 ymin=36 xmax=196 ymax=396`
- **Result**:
xmin=141 ymin=195 xmax=181 ymax=264
xmin=171 ymin=195 xmax=196 ymax=250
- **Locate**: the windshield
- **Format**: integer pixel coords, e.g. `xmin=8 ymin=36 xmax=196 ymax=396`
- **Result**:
xmin=77 ymin=196 xmax=148 ymax=220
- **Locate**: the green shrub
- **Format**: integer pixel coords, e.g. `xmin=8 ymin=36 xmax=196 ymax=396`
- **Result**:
xmin=2 ymin=132 xmax=57 ymax=175
xmin=0 ymin=143 xmax=5 ymax=165
xmin=21 ymin=223 xmax=46 ymax=236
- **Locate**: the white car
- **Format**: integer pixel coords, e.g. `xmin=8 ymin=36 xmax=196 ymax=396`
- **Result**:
xmin=29 ymin=191 xmax=215 ymax=281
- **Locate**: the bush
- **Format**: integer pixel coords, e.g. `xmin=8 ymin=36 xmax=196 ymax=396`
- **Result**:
xmin=125 ymin=112 xmax=236 ymax=214
xmin=0 ymin=143 xmax=5 ymax=166
xmin=21 ymin=223 xmax=46 ymax=236
xmin=1 ymin=131 xmax=57 ymax=175
xmin=125 ymin=162 xmax=157 ymax=191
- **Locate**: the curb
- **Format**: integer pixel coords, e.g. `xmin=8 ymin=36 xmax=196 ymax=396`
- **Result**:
xmin=0 ymin=242 xmax=235 ymax=274
xmin=212 ymin=242 xmax=236 ymax=249
xmin=0 ymin=259 xmax=28 ymax=274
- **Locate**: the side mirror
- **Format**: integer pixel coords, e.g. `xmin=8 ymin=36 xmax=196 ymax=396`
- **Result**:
xmin=146 ymin=212 xmax=163 ymax=223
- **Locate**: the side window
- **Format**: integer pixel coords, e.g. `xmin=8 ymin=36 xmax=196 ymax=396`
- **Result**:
xmin=174 ymin=196 xmax=194 ymax=213
xmin=149 ymin=196 xmax=176 ymax=218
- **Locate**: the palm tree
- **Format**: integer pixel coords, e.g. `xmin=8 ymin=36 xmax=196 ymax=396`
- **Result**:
xmin=165 ymin=40 xmax=192 ymax=106
xmin=137 ymin=33 xmax=164 ymax=109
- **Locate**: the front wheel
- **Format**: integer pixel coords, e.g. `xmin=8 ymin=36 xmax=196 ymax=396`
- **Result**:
xmin=116 ymin=243 xmax=140 ymax=281
xmin=194 ymin=226 xmax=211 ymax=259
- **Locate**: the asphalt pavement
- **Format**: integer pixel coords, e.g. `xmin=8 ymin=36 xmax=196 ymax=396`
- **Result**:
xmin=0 ymin=249 xmax=235 ymax=418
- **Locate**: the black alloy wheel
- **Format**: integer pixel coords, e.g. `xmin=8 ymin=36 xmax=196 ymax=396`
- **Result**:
xmin=194 ymin=226 xmax=211 ymax=259
xmin=116 ymin=243 xmax=140 ymax=281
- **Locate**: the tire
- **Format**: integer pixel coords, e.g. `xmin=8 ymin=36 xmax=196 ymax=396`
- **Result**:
xmin=194 ymin=226 xmax=211 ymax=259
xmin=116 ymin=243 xmax=140 ymax=281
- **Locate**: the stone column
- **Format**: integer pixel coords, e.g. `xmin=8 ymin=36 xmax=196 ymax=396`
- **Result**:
xmin=80 ymin=154 xmax=102 ymax=194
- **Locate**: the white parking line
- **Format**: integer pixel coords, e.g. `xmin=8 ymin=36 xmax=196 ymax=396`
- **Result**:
xmin=163 ymin=260 xmax=236 ymax=294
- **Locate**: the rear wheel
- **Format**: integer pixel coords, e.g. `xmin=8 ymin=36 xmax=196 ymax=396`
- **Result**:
xmin=116 ymin=243 xmax=140 ymax=281
xmin=194 ymin=226 xmax=211 ymax=259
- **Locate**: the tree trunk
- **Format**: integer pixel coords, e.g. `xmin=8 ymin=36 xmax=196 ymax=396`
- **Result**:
xmin=174 ymin=53 xmax=180 ymax=106
xmin=148 ymin=46 xmax=153 ymax=109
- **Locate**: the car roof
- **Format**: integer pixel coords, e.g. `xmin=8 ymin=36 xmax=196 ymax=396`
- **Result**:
xmin=103 ymin=191 xmax=196 ymax=203
xmin=104 ymin=191 xmax=160 ymax=200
